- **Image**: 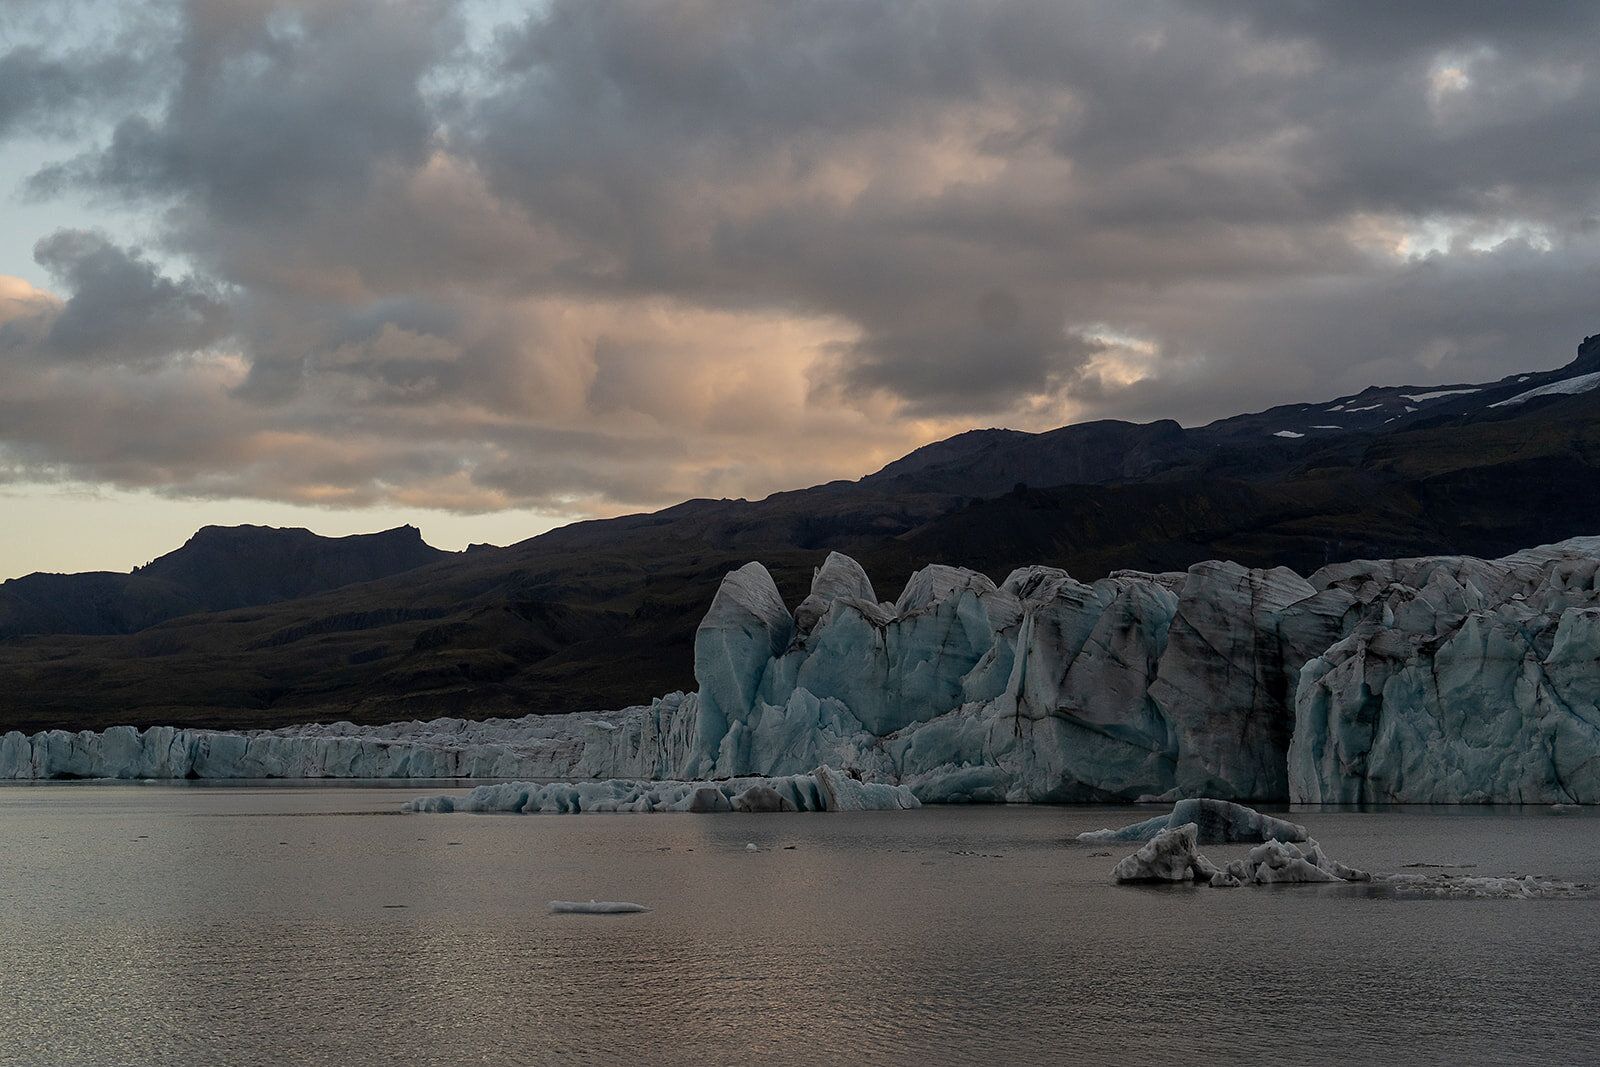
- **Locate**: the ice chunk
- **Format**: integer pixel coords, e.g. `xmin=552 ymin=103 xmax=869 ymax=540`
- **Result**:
xmin=687 ymin=786 xmax=732 ymax=813
xmin=549 ymin=900 xmax=651 ymax=914
xmin=732 ymin=785 xmax=797 ymax=812
xmin=1246 ymin=840 xmax=1345 ymax=883
xmin=402 ymin=767 xmax=917 ymax=814
xmin=1377 ymin=874 xmax=1592 ymax=899
xmin=1212 ymin=838 xmax=1370 ymax=885
xmin=1111 ymin=832 xmax=1368 ymax=887
xmin=1078 ymin=799 xmax=1308 ymax=845
xmin=1110 ymin=824 xmax=1219 ymax=883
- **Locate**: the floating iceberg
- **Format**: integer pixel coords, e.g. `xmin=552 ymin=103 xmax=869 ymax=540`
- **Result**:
xmin=1212 ymin=839 xmax=1371 ymax=886
xmin=1110 ymin=824 xmax=1220 ymax=883
xmin=1377 ymin=874 xmax=1592 ymax=899
xmin=549 ymin=900 xmax=650 ymax=914
xmin=401 ymin=766 xmax=919 ymax=815
xmin=1104 ymin=814 xmax=1584 ymax=896
xmin=1078 ymin=799 xmax=1308 ymax=845
xmin=1109 ymin=824 xmax=1368 ymax=887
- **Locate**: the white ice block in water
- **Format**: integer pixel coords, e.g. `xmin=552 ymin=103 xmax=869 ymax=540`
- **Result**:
xmin=1109 ymin=824 xmax=1220 ymax=883
xmin=549 ymin=900 xmax=650 ymax=914
xmin=1110 ymin=827 xmax=1369 ymax=887
xmin=1078 ymin=799 xmax=1308 ymax=845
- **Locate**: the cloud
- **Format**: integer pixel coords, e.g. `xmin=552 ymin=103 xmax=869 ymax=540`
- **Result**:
xmin=1188 ymin=1 xmax=1600 ymax=59
xmin=25 ymin=230 xmax=232 ymax=364
xmin=30 ymin=0 xmax=450 ymax=222
xmin=1 ymin=0 xmax=1598 ymax=518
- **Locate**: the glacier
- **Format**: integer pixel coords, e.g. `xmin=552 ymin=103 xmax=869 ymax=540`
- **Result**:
xmin=9 ymin=537 xmax=1600 ymax=805
xmin=0 ymin=699 xmax=706 ymax=782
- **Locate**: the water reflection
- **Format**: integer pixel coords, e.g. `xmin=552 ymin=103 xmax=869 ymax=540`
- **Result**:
xmin=1 ymin=789 xmax=1598 ymax=1064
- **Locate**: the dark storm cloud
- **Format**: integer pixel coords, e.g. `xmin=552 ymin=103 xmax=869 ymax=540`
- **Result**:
xmin=464 ymin=0 xmax=1600 ymax=416
xmin=2 ymin=0 xmax=1599 ymax=513
xmin=1188 ymin=0 xmax=1600 ymax=58
xmin=23 ymin=230 xmax=231 ymax=364
xmin=33 ymin=0 xmax=453 ymax=222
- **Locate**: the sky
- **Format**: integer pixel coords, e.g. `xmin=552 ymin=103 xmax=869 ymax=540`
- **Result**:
xmin=2 ymin=0 xmax=1598 ymax=578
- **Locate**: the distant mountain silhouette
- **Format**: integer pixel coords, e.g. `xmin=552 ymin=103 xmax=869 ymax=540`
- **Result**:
xmin=0 ymin=525 xmax=446 ymax=639
xmin=3 ymin=334 xmax=1599 ymax=734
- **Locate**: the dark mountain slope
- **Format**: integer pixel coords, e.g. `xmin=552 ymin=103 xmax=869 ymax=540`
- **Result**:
xmin=864 ymin=389 xmax=1600 ymax=582
xmin=0 ymin=525 xmax=447 ymax=638
xmin=5 ymin=334 xmax=1600 ymax=734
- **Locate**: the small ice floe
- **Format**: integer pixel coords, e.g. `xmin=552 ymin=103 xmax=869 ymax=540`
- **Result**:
xmin=1400 ymin=862 xmax=1476 ymax=869
xmin=745 ymin=843 xmax=760 ymax=852
xmin=1551 ymin=803 xmax=1583 ymax=814
xmin=1380 ymin=874 xmax=1592 ymax=900
xmin=549 ymin=900 xmax=651 ymax=914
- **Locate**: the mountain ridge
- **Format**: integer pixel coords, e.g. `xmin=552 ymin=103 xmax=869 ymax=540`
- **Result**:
xmin=3 ymin=332 xmax=1599 ymax=733
xmin=0 ymin=524 xmax=446 ymax=639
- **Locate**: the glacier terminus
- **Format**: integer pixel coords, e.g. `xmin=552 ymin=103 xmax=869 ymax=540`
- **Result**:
xmin=7 ymin=538 xmax=1600 ymax=805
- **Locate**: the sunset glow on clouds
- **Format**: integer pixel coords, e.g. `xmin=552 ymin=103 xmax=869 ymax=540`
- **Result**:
xmin=2 ymin=0 xmax=1599 ymax=573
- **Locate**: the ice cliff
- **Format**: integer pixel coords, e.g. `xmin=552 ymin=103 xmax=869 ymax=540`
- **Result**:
xmin=677 ymin=541 xmax=1600 ymax=803
xmin=8 ymin=538 xmax=1600 ymax=804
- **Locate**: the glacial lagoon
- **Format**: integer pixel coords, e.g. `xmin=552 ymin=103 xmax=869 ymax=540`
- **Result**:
xmin=3 ymin=783 xmax=1598 ymax=1065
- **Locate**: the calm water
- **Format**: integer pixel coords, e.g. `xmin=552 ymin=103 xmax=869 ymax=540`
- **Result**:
xmin=1 ymin=784 xmax=1597 ymax=1066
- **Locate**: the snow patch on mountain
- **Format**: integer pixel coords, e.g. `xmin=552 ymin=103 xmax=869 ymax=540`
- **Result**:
xmin=1400 ymin=388 xmax=1481 ymax=402
xmin=1488 ymin=370 xmax=1600 ymax=408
